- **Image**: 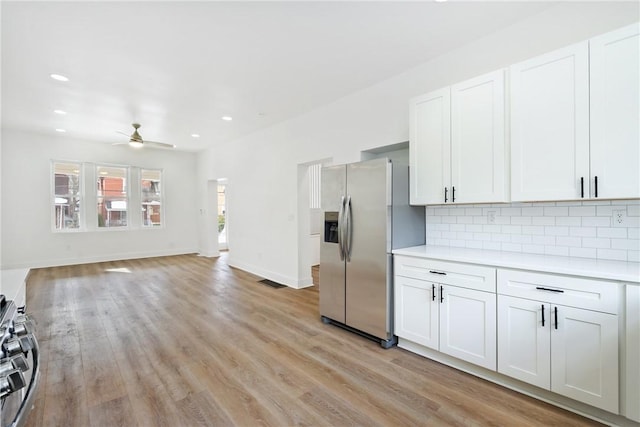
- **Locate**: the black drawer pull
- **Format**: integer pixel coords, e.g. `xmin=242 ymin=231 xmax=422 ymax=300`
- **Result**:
xmin=429 ymin=270 xmax=446 ymax=275
xmin=580 ymin=177 xmax=584 ymax=198
xmin=536 ymin=286 xmax=564 ymax=293
xmin=554 ymin=306 xmax=558 ymax=330
xmin=452 ymin=186 xmax=456 ymax=203
xmin=440 ymin=285 xmax=444 ymax=303
xmin=432 ymin=284 xmax=436 ymax=301
xmin=541 ymin=304 xmax=545 ymax=327
xmin=594 ymin=176 xmax=598 ymax=198
xmin=444 ymin=187 xmax=448 ymax=203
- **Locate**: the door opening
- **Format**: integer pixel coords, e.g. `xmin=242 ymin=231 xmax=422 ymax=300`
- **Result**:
xmin=218 ymin=181 xmax=228 ymax=251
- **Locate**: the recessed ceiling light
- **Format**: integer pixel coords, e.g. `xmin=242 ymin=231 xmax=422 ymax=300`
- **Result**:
xmin=53 ymin=109 xmax=67 ymax=115
xmin=50 ymin=74 xmax=69 ymax=82
xmin=191 ymin=134 xmax=200 ymax=138
xmin=100 ymin=171 xmax=108 ymax=175
xmin=55 ymin=128 xmax=66 ymax=133
xmin=221 ymin=116 xmax=233 ymax=121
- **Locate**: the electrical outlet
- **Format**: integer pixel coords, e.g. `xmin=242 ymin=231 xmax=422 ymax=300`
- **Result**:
xmin=488 ymin=211 xmax=496 ymax=224
xmin=613 ymin=209 xmax=626 ymax=227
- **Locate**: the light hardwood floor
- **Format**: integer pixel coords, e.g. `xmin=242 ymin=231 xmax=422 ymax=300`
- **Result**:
xmin=23 ymin=254 xmax=600 ymax=427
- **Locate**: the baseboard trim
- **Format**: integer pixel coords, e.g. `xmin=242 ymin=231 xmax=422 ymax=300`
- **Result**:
xmin=0 ymin=248 xmax=199 ymax=270
xmin=228 ymin=257 xmax=312 ymax=289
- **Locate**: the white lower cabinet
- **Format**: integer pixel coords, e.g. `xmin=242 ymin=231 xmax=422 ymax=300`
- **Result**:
xmin=497 ymin=296 xmax=551 ymax=389
xmin=439 ymin=285 xmax=496 ymax=370
xmin=497 ymin=270 xmax=620 ymax=414
xmin=395 ymin=275 xmax=438 ymax=348
xmin=394 ymin=256 xmax=497 ymax=370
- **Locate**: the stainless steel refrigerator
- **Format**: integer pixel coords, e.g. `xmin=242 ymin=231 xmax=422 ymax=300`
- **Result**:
xmin=320 ymin=158 xmax=425 ymax=348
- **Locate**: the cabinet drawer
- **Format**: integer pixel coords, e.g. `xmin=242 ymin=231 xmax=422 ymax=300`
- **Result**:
xmin=394 ymin=256 xmax=496 ymax=292
xmin=497 ymin=269 xmax=619 ymax=314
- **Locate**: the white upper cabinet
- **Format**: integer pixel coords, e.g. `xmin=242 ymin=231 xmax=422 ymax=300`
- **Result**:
xmin=510 ymin=42 xmax=590 ymax=202
xmin=510 ymin=23 xmax=640 ymax=202
xmin=410 ymin=88 xmax=450 ymax=205
xmin=410 ymin=70 xmax=507 ymax=205
xmin=590 ymin=23 xmax=640 ymax=199
xmin=451 ymin=70 xmax=506 ymax=204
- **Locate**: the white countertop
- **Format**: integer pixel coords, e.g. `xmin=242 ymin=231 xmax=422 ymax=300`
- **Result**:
xmin=393 ymin=246 xmax=640 ymax=284
xmin=0 ymin=268 xmax=30 ymax=303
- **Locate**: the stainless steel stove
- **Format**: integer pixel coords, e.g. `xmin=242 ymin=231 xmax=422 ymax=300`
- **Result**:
xmin=0 ymin=295 xmax=40 ymax=427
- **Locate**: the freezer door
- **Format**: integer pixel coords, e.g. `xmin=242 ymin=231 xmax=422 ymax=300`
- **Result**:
xmin=319 ymin=164 xmax=346 ymax=323
xmin=345 ymin=159 xmax=392 ymax=339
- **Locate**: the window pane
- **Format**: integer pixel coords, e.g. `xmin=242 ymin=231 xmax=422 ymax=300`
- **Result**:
xmin=141 ymin=169 xmax=162 ymax=227
xmin=53 ymin=162 xmax=81 ymax=230
xmin=97 ymin=166 xmax=128 ymax=228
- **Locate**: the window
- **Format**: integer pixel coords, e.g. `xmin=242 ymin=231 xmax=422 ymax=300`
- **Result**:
xmin=141 ymin=169 xmax=162 ymax=227
xmin=53 ymin=162 xmax=81 ymax=230
xmin=97 ymin=165 xmax=128 ymax=228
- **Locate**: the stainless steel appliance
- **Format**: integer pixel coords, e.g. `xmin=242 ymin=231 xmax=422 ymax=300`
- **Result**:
xmin=0 ymin=295 xmax=40 ymax=427
xmin=320 ymin=158 xmax=425 ymax=348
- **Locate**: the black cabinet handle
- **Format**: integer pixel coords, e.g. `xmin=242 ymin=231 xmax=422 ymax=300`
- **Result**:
xmin=554 ymin=307 xmax=558 ymax=330
xmin=429 ymin=270 xmax=446 ymax=275
xmin=452 ymin=186 xmax=456 ymax=203
xmin=444 ymin=187 xmax=448 ymax=203
xmin=440 ymin=285 xmax=444 ymax=303
xmin=432 ymin=284 xmax=436 ymax=301
xmin=594 ymin=176 xmax=598 ymax=198
xmin=536 ymin=286 xmax=564 ymax=293
xmin=580 ymin=177 xmax=584 ymax=198
xmin=541 ymin=304 xmax=545 ymax=327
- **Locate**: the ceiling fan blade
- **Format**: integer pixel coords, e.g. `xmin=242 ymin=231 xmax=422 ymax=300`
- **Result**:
xmin=144 ymin=140 xmax=176 ymax=149
xmin=112 ymin=141 xmax=130 ymax=146
xmin=115 ymin=130 xmax=131 ymax=137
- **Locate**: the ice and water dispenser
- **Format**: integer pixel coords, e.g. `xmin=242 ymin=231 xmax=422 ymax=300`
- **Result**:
xmin=324 ymin=212 xmax=339 ymax=243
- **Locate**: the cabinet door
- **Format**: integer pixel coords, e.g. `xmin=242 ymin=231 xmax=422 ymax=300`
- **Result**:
xmin=451 ymin=69 xmax=506 ymax=203
xmin=551 ymin=305 xmax=619 ymax=413
xmin=440 ymin=285 xmax=496 ymax=370
xmin=497 ymin=296 xmax=550 ymax=389
xmin=409 ymin=88 xmax=451 ymax=205
xmin=590 ymin=23 xmax=640 ymax=199
xmin=510 ymin=42 xmax=590 ymax=201
xmin=394 ymin=276 xmax=438 ymax=349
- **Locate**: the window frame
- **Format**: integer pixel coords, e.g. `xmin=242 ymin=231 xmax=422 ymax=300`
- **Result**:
xmin=140 ymin=168 xmax=164 ymax=228
xmin=96 ymin=163 xmax=130 ymax=230
xmin=51 ymin=160 xmax=83 ymax=232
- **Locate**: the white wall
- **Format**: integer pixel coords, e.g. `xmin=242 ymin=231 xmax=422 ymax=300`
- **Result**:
xmin=196 ymin=3 xmax=639 ymax=287
xmin=1 ymin=128 xmax=199 ymax=269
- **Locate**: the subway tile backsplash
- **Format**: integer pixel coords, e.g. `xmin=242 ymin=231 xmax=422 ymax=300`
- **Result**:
xmin=425 ymin=200 xmax=640 ymax=262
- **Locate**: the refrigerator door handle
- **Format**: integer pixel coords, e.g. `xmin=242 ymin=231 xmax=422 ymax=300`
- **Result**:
xmin=344 ymin=195 xmax=352 ymax=262
xmin=337 ymin=196 xmax=345 ymax=261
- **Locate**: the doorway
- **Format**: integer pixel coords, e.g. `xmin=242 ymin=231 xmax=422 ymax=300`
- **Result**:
xmin=217 ymin=180 xmax=228 ymax=251
xmin=296 ymin=159 xmax=330 ymax=288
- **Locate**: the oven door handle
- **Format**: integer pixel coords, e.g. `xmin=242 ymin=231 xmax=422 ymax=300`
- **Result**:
xmin=10 ymin=333 xmax=40 ymax=427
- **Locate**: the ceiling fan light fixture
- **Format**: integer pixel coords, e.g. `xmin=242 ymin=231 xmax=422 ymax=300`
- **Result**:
xmin=129 ymin=140 xmax=143 ymax=148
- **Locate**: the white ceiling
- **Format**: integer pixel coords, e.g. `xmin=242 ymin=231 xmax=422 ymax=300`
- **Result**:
xmin=1 ymin=1 xmax=554 ymax=152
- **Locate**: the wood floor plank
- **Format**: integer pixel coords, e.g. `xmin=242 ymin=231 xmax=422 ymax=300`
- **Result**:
xmin=23 ymin=253 xmax=604 ymax=427
xmin=175 ymin=390 xmax=234 ymax=427
xmin=89 ymin=396 xmax=137 ymax=427
xmin=80 ymin=336 xmax=127 ymax=406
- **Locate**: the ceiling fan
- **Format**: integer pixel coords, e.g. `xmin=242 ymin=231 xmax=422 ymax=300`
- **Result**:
xmin=114 ymin=123 xmax=175 ymax=149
